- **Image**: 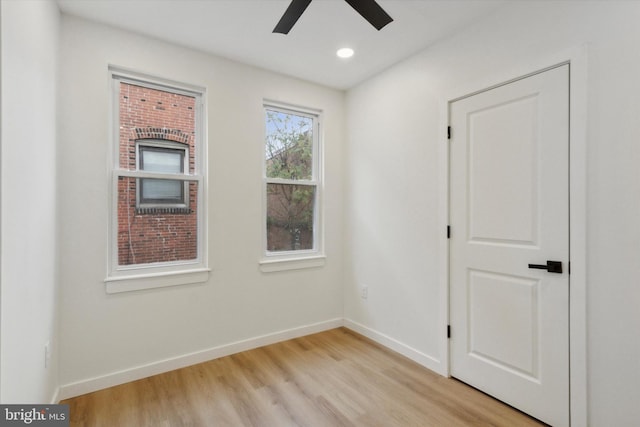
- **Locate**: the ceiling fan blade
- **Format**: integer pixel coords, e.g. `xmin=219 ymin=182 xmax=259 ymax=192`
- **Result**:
xmin=344 ymin=0 xmax=393 ymax=30
xmin=273 ymin=0 xmax=313 ymax=34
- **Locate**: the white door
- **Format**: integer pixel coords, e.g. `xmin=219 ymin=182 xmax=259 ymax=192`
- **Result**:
xmin=449 ymin=65 xmax=569 ymax=426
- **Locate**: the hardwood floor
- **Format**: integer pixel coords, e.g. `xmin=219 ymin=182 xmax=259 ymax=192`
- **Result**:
xmin=62 ymin=328 xmax=545 ymax=426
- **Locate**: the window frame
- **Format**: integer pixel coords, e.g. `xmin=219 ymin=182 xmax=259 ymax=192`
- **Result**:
xmin=136 ymin=140 xmax=189 ymax=208
xmin=106 ymin=67 xmax=208 ymax=292
xmin=261 ymin=102 xmax=325 ymax=271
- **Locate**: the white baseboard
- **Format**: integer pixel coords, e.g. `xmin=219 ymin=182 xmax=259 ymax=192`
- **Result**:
xmin=51 ymin=387 xmax=60 ymax=405
xmin=342 ymin=318 xmax=446 ymax=376
xmin=57 ymin=318 xmax=343 ymax=401
xmin=57 ymin=317 xmax=446 ymax=401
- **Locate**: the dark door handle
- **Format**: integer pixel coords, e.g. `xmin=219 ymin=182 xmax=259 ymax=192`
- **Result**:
xmin=528 ymin=260 xmax=563 ymax=274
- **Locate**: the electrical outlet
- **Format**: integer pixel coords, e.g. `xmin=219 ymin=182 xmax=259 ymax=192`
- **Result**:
xmin=44 ymin=341 xmax=51 ymax=369
xmin=361 ymin=285 xmax=368 ymax=300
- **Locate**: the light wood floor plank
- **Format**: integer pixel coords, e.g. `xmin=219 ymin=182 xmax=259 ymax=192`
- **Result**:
xmin=62 ymin=327 xmax=546 ymax=426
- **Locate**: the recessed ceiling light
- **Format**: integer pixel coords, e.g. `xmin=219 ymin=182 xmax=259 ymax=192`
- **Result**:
xmin=336 ymin=48 xmax=354 ymax=59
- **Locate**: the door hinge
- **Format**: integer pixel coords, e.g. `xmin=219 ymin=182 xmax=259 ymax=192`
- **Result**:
xmin=447 ymin=126 xmax=451 ymax=140
xmin=447 ymin=225 xmax=451 ymax=239
xmin=568 ymin=261 xmax=571 ymax=275
xmin=447 ymin=325 xmax=451 ymax=339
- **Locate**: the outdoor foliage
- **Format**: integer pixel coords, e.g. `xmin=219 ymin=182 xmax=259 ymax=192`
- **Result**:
xmin=265 ymin=109 xmax=315 ymax=251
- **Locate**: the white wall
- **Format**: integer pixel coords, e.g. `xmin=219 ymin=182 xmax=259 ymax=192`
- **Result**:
xmin=57 ymin=16 xmax=345 ymax=394
xmin=345 ymin=1 xmax=640 ymax=425
xmin=7 ymin=2 xmax=640 ymax=422
xmin=0 ymin=0 xmax=60 ymax=403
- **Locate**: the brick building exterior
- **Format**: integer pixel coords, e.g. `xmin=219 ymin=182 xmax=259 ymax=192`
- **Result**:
xmin=117 ymin=82 xmax=198 ymax=265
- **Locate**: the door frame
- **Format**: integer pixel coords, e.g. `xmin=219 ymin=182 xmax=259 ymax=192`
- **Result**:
xmin=438 ymin=45 xmax=588 ymax=426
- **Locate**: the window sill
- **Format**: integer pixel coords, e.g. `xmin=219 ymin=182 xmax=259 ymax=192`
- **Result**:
xmin=259 ymin=255 xmax=326 ymax=273
xmin=105 ymin=268 xmax=210 ymax=293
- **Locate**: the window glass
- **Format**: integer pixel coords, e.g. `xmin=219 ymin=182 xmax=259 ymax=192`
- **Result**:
xmin=140 ymin=147 xmax=183 ymax=173
xmin=138 ymin=144 xmax=186 ymax=204
xmin=264 ymin=105 xmax=320 ymax=255
xmin=265 ymin=109 xmax=313 ymax=180
xmin=113 ymin=78 xmax=202 ymax=269
xmin=117 ymin=178 xmax=199 ymax=266
xmin=266 ymin=183 xmax=315 ymax=251
xmin=140 ymin=178 xmax=183 ymax=203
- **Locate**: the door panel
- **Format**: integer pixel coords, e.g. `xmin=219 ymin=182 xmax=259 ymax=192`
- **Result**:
xmin=450 ymin=65 xmax=569 ymax=427
xmin=468 ymin=95 xmax=539 ymax=245
xmin=468 ymin=270 xmax=540 ymax=379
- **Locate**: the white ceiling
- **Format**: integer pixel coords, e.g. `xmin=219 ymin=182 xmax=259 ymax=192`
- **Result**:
xmin=56 ymin=0 xmax=508 ymax=90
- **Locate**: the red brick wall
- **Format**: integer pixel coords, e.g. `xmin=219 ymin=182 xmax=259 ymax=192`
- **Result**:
xmin=117 ymin=82 xmax=198 ymax=265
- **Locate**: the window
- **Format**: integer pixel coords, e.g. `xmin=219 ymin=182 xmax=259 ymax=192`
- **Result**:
xmin=107 ymin=68 xmax=207 ymax=292
xmin=137 ymin=141 xmax=188 ymax=208
xmin=262 ymin=103 xmax=323 ymax=270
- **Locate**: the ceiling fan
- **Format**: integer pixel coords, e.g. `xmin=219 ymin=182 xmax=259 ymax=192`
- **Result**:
xmin=273 ymin=0 xmax=393 ymax=34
